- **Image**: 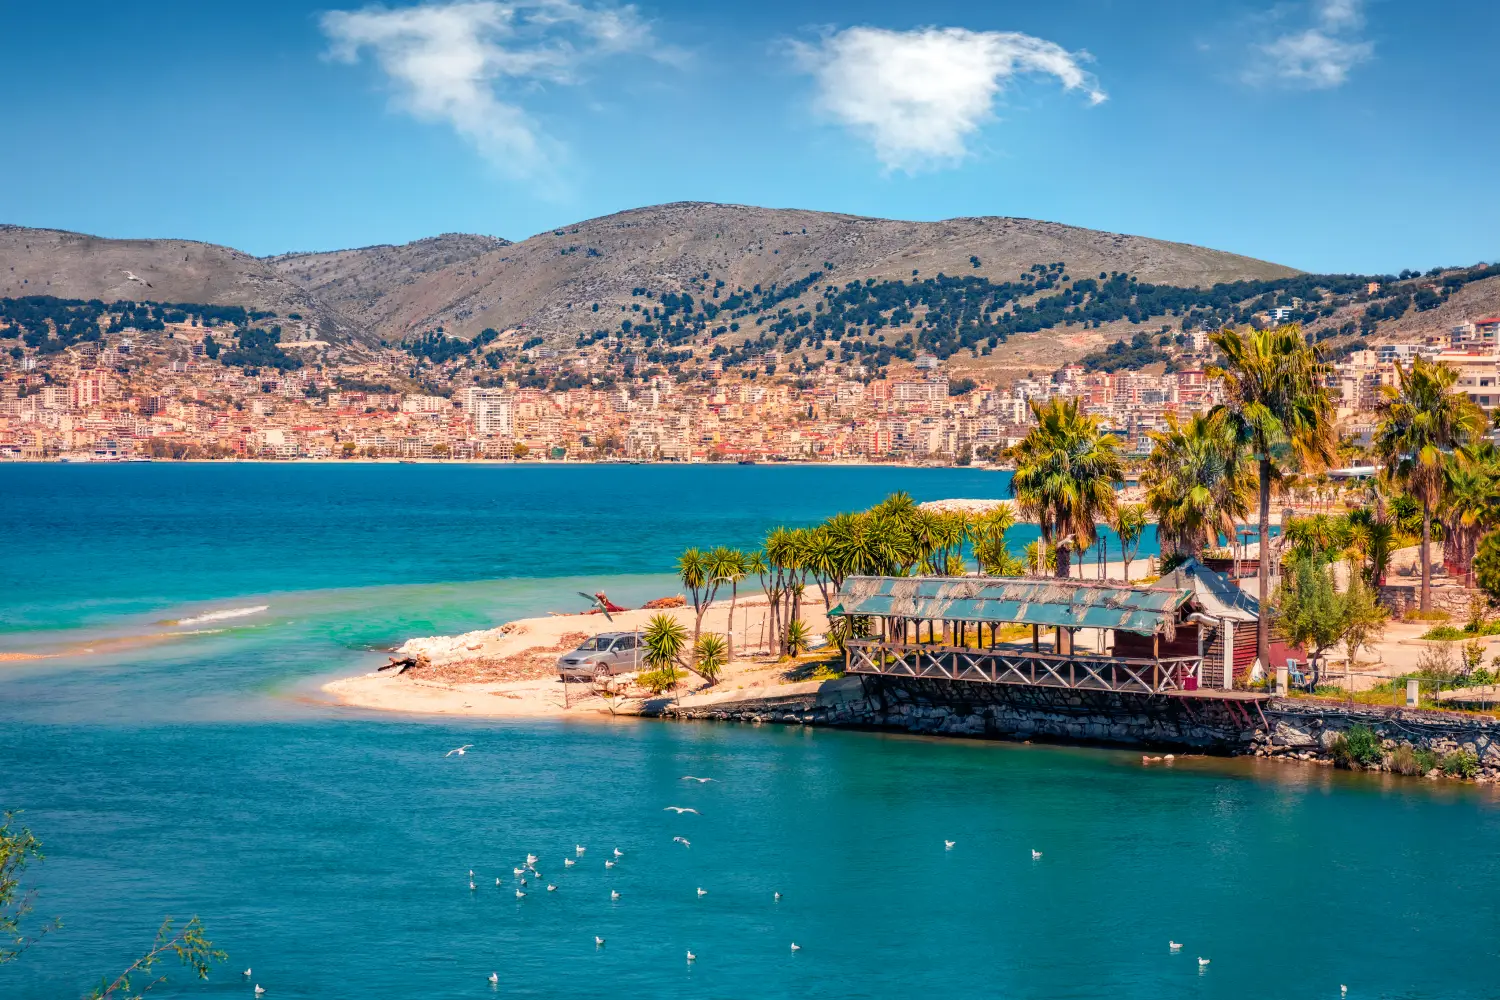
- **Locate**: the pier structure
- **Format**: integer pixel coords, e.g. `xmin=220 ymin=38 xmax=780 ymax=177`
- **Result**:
xmin=828 ymin=561 xmax=1268 ymax=717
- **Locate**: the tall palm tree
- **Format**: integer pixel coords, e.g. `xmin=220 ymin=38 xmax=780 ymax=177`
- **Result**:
xmin=1441 ymin=443 xmax=1500 ymax=587
xmin=1010 ymin=397 xmax=1124 ymax=578
xmin=1208 ymin=324 xmax=1336 ymax=669
xmin=705 ymin=546 xmax=747 ymax=661
xmin=1374 ymin=356 xmax=1486 ymax=610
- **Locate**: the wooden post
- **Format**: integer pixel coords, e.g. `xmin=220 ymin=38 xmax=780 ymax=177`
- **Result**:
xmin=1032 ymin=624 xmax=1039 ymax=652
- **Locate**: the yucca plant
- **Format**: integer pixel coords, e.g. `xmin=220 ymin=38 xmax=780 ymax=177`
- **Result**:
xmin=693 ymin=633 xmax=728 ymax=683
xmin=784 ymin=619 xmax=812 ymax=657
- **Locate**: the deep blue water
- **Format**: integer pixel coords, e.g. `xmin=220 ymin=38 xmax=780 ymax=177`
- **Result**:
xmin=2 ymin=464 xmax=1497 ymax=1000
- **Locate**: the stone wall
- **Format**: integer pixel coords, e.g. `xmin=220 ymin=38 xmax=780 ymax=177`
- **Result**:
xmin=660 ymin=677 xmax=1500 ymax=782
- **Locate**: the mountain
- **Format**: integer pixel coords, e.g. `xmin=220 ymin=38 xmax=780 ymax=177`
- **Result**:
xmin=1 ymin=204 xmax=1297 ymax=349
xmin=0 ymin=224 xmax=346 ymax=338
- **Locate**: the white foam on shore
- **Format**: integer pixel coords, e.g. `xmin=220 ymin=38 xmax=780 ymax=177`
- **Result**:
xmin=170 ymin=605 xmax=269 ymax=626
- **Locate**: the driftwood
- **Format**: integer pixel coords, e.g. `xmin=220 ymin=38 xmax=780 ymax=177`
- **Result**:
xmin=380 ymin=654 xmax=429 ymax=675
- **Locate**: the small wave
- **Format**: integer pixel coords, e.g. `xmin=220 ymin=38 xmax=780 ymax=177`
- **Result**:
xmin=168 ymin=605 xmax=270 ymax=626
xmin=164 ymin=628 xmax=229 ymax=637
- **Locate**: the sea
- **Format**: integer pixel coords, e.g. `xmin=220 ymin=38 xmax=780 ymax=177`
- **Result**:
xmin=1 ymin=462 xmax=1497 ymax=1000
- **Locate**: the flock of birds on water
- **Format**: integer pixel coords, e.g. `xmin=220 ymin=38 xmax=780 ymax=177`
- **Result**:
xmin=234 ymin=743 xmax=1352 ymax=996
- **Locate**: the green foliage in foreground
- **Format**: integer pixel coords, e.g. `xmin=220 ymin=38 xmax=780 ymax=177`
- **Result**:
xmin=1330 ymin=724 xmax=1384 ymax=768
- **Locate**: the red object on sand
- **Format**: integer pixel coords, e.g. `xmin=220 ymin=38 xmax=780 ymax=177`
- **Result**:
xmin=595 ymin=592 xmax=627 ymax=613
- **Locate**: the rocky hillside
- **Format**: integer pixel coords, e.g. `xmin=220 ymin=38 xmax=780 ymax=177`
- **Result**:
xmin=0 ymin=203 xmax=1297 ymax=349
xmin=0 ymin=225 xmax=348 ymax=339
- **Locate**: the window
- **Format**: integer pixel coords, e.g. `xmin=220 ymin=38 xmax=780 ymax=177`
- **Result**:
xmin=613 ymin=636 xmax=636 ymax=651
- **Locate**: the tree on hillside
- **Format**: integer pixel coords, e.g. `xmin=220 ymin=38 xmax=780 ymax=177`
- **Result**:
xmin=1375 ymin=356 xmax=1485 ymax=610
xmin=1010 ymin=397 xmax=1123 ymax=578
xmin=1209 ymin=324 xmax=1336 ymax=672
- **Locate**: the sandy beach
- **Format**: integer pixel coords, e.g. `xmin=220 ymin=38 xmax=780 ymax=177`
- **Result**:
xmin=322 ymin=594 xmax=833 ymax=720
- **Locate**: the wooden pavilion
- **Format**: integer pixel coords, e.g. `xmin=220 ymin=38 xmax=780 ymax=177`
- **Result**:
xmin=828 ymin=562 xmax=1264 ymax=704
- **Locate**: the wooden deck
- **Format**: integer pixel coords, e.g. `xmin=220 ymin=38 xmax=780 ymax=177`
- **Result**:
xmin=844 ymin=639 xmax=1206 ymax=696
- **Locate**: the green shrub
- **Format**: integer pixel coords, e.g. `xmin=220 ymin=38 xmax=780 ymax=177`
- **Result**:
xmin=693 ymin=633 xmax=727 ymax=681
xmin=1415 ymin=748 xmax=1440 ymax=773
xmin=1442 ymin=750 xmax=1479 ymax=779
xmin=1420 ymin=625 xmax=1467 ymax=641
xmin=1390 ymin=744 xmax=1421 ymax=775
xmin=785 ymin=619 xmax=812 ymax=656
xmin=1331 ymin=724 xmax=1384 ymax=768
xmin=638 ymin=666 xmax=680 ymax=695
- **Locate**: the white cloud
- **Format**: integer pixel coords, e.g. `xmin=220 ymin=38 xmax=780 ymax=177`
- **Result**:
xmin=793 ymin=26 xmax=1105 ymax=171
xmin=321 ymin=1 xmax=656 ymax=176
xmin=1250 ymin=0 xmax=1373 ymax=89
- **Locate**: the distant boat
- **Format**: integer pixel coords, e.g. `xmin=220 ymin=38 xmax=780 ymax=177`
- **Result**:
xmin=737 ymin=459 xmax=756 ymax=465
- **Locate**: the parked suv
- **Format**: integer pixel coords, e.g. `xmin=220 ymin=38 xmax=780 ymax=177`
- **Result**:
xmin=557 ymin=632 xmax=640 ymax=681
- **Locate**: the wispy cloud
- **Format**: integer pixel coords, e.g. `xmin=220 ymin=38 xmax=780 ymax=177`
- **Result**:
xmin=321 ymin=1 xmax=657 ymax=177
xmin=791 ymin=27 xmax=1104 ymax=173
xmin=1248 ymin=0 xmax=1373 ymax=89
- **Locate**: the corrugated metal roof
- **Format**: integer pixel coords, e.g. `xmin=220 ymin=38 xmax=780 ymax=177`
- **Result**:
xmin=1152 ymin=559 xmax=1259 ymax=622
xmin=831 ymin=575 xmax=1193 ymax=635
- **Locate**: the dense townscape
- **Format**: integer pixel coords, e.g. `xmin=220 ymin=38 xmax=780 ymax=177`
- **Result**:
xmin=2 ymin=259 xmax=1498 ymax=463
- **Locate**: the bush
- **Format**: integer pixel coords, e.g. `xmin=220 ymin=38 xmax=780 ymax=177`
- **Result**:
xmin=637 ymin=666 xmax=680 ymax=695
xmin=1390 ymin=744 xmax=1440 ymax=775
xmin=1442 ymin=750 xmax=1479 ymax=779
xmin=1330 ymin=724 xmax=1384 ymax=768
xmin=785 ymin=619 xmax=812 ymax=656
xmin=693 ymin=633 xmax=727 ymax=682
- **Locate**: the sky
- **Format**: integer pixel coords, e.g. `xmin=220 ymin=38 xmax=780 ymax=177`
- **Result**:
xmin=0 ymin=0 xmax=1496 ymax=274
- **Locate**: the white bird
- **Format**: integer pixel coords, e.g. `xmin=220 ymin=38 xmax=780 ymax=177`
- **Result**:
xmin=495 ymin=877 xmax=501 ymax=887
xmin=1169 ymin=941 xmax=1182 ymax=951
xmin=520 ymin=878 xmax=527 ymax=886
xmin=686 ymin=950 xmax=696 ymax=962
xmin=605 ymin=860 xmax=616 ymax=868
xmin=696 ymin=887 xmax=707 ymax=897
xmin=526 ymin=853 xmax=538 ymax=865
xmin=595 ymin=936 xmax=605 ymax=947
xmin=243 ymin=968 xmax=252 ymax=977
xmin=445 ymin=745 xmax=473 ymax=757
xmin=513 ymin=867 xmax=526 ymax=876
xmin=254 ymin=988 xmax=265 ymax=996
xmin=515 ymin=889 xmax=526 ymax=898
xmin=664 ymin=806 xmax=700 ymax=815
xmin=1031 ymin=850 xmax=1043 ymax=860
xmin=790 ymin=943 xmax=801 ymax=952
xmin=1198 ymin=958 xmax=1210 ymax=966
xmin=774 ymin=892 xmax=782 ymax=901
xmin=488 ymin=972 xmax=498 ymax=984
xmin=681 ymin=775 xmax=715 ymax=782
xmin=547 ymin=884 xmax=557 ymax=892
xmin=944 ymin=840 xmax=955 ymax=849
xmin=613 ymin=848 xmax=624 ymax=857
xmin=673 ymin=836 xmax=691 ymax=847
xmin=564 ymin=858 xmax=576 ymax=867
xmin=610 ymin=890 xmax=620 ymax=900
xmin=1341 ymin=988 xmax=1347 ymax=995
xmin=468 ymin=869 xmax=475 ymax=877
xmin=576 ymin=845 xmax=586 ymax=855
xmin=469 ymin=881 xmax=476 ymax=891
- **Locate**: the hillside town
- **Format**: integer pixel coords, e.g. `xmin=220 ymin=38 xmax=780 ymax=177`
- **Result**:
xmin=2 ymin=308 xmax=1499 ymax=463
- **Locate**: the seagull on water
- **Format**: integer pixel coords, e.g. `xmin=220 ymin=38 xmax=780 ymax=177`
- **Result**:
xmin=526 ymin=853 xmax=538 ymax=865
xmin=1031 ymin=850 xmax=1043 ymax=860
xmin=681 ymin=775 xmax=715 ymax=783
xmin=790 ymin=943 xmax=801 ymax=952
xmin=254 ymin=987 xmax=265 ymax=996
xmin=445 ymin=745 xmax=473 ymax=757
xmin=547 ymin=883 xmax=557 ymax=892
xmin=610 ymin=890 xmax=620 ymax=900
xmin=495 ymin=877 xmax=501 ymax=887
xmin=774 ymin=892 xmax=782 ymax=901
xmin=515 ymin=889 xmax=526 ymax=899
xmin=613 ymin=847 xmax=624 ymax=857
xmin=1341 ymin=988 xmax=1347 ymax=995
xmin=243 ymin=968 xmax=252 ymax=977
xmin=564 ymin=858 xmax=576 ymax=867
xmin=1169 ymin=942 xmax=1182 ymax=951
xmin=605 ymin=860 xmax=616 ymax=868
xmin=696 ymin=887 xmax=708 ymax=897
xmin=576 ymin=845 xmax=586 ymax=855
xmin=1198 ymin=958 xmax=1210 ymax=966
xmin=513 ymin=867 xmax=526 ymax=876
xmin=944 ymin=840 xmax=955 ymax=850
xmin=468 ymin=869 xmax=475 ymax=877
xmin=673 ymin=836 xmax=691 ymax=847
xmin=686 ymin=950 xmax=696 ymax=963
xmin=469 ymin=880 xmax=476 ymax=891
xmin=664 ymin=806 xmax=700 ymax=815
xmin=595 ymin=936 xmax=605 ymax=947
xmin=488 ymin=972 xmax=498 ymax=984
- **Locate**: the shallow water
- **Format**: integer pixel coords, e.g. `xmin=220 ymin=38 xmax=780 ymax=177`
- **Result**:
xmin=2 ymin=464 xmax=1497 ymax=999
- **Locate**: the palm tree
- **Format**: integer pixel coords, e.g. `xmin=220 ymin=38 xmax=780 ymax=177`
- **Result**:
xmin=1010 ymin=397 xmax=1124 ymax=578
xmin=705 ymin=546 xmax=747 ymax=661
xmin=969 ymin=505 xmax=1021 ymax=576
xmin=642 ymin=613 xmax=688 ymax=688
xmin=1109 ymin=503 xmax=1148 ymax=582
xmin=1441 ymin=444 xmax=1500 ymax=587
xmin=1374 ymin=356 xmax=1486 ymax=610
xmin=676 ymin=547 xmax=723 ymax=656
xmin=1208 ymin=324 xmax=1336 ymax=669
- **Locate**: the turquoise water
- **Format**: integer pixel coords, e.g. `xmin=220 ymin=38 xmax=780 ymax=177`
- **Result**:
xmin=2 ymin=464 xmax=1498 ymax=999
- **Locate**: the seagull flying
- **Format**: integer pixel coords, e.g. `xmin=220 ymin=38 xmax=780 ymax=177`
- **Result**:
xmin=681 ymin=775 xmax=715 ymax=783
xmin=577 ymin=591 xmax=615 ymax=621
xmin=673 ymin=836 xmax=691 ymax=847
xmin=445 ymin=745 xmax=473 ymax=757
xmin=664 ymin=806 xmax=700 ymax=815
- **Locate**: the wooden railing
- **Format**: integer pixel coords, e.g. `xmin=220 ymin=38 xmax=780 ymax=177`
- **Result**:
xmin=843 ymin=640 xmax=1206 ymax=695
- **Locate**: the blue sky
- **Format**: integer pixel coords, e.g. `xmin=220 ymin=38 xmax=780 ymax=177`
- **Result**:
xmin=1 ymin=0 xmax=1495 ymax=274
